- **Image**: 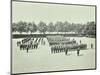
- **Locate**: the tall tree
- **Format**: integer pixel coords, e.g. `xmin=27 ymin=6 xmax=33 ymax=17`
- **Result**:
xmin=17 ymin=21 xmax=27 ymax=33
xmin=84 ymin=21 xmax=96 ymax=36
xmin=38 ymin=21 xmax=47 ymax=34
xmin=55 ymin=21 xmax=63 ymax=32
xmin=63 ymin=21 xmax=70 ymax=32
xmin=47 ymin=22 xmax=55 ymax=32
xmin=12 ymin=23 xmax=18 ymax=32
xmin=32 ymin=22 xmax=37 ymax=33
xmin=28 ymin=22 xmax=37 ymax=33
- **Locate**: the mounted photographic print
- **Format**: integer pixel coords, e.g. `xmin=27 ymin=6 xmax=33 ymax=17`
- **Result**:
xmin=11 ymin=0 xmax=96 ymax=74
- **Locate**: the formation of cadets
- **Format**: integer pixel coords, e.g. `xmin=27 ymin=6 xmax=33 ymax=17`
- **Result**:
xmin=47 ymin=36 xmax=87 ymax=56
xmin=16 ymin=35 xmax=88 ymax=56
xmin=17 ymin=36 xmax=45 ymax=53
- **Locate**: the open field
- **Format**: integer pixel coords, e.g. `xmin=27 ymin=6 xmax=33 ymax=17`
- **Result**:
xmin=12 ymin=37 xmax=96 ymax=73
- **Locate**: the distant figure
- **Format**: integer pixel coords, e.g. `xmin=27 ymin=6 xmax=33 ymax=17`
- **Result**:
xmin=26 ymin=47 xmax=29 ymax=53
xmin=77 ymin=48 xmax=80 ymax=56
xmin=33 ymin=42 xmax=38 ymax=49
xmin=51 ymin=46 xmax=53 ymax=53
xmin=54 ymin=45 xmax=56 ymax=53
xmin=91 ymin=43 xmax=93 ymax=49
xmin=65 ymin=49 xmax=68 ymax=55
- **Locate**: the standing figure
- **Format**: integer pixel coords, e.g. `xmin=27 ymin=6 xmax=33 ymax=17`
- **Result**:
xmin=41 ymin=38 xmax=43 ymax=45
xmin=91 ymin=43 xmax=93 ymax=49
xmin=54 ymin=45 xmax=56 ymax=53
xmin=80 ymin=40 xmax=81 ymax=44
xmin=65 ymin=48 xmax=68 ymax=55
xmin=77 ymin=47 xmax=80 ymax=56
xmin=51 ymin=45 xmax=54 ymax=53
xmin=26 ymin=46 xmax=29 ymax=53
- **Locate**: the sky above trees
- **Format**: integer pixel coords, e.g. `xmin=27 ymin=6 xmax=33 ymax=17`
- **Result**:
xmin=12 ymin=1 xmax=95 ymax=24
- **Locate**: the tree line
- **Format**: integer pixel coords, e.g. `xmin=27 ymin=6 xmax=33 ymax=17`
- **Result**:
xmin=12 ymin=21 xmax=96 ymax=36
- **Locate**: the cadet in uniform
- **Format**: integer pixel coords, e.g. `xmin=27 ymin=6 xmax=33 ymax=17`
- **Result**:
xmin=91 ymin=43 xmax=93 ymax=49
xmin=65 ymin=48 xmax=68 ymax=55
xmin=77 ymin=47 xmax=80 ymax=56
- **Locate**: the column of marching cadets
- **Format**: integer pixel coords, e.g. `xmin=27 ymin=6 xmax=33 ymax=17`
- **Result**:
xmin=17 ymin=36 xmax=45 ymax=53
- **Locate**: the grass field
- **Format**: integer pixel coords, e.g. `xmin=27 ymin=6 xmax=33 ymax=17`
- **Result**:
xmin=12 ymin=37 xmax=96 ymax=74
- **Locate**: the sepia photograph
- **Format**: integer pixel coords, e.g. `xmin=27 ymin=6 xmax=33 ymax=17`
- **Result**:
xmin=11 ymin=0 xmax=96 ymax=74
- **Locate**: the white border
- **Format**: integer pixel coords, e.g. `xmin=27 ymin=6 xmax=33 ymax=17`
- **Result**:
xmin=0 ymin=0 xmax=99 ymax=75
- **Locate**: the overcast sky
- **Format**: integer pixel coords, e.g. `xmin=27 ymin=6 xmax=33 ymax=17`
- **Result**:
xmin=12 ymin=1 xmax=95 ymax=24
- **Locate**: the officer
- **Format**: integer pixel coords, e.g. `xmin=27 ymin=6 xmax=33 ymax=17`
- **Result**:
xmin=77 ymin=47 xmax=80 ymax=56
xmin=65 ymin=48 xmax=68 ymax=55
xmin=26 ymin=46 xmax=29 ymax=53
xmin=51 ymin=45 xmax=53 ymax=53
xmin=80 ymin=40 xmax=81 ymax=44
xmin=91 ymin=43 xmax=93 ymax=49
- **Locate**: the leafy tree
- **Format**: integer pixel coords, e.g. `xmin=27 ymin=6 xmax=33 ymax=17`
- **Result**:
xmin=28 ymin=22 xmax=37 ymax=33
xmin=83 ymin=21 xmax=96 ymax=36
xmin=47 ymin=22 xmax=55 ymax=32
xmin=17 ymin=21 xmax=27 ymax=33
xmin=12 ymin=23 xmax=18 ymax=32
xmin=32 ymin=22 xmax=37 ymax=32
xmin=24 ymin=24 xmax=29 ymax=33
xmin=63 ymin=21 xmax=70 ymax=32
xmin=55 ymin=21 xmax=63 ymax=32
xmin=38 ymin=21 xmax=47 ymax=34
xmin=22 ymin=22 xmax=27 ymax=32
xmin=12 ymin=20 xmax=95 ymax=37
